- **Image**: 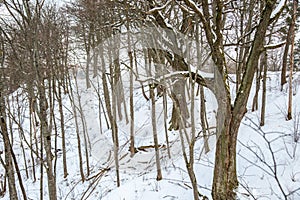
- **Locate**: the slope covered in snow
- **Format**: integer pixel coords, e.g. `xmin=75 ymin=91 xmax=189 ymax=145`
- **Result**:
xmin=0 ymin=71 xmax=300 ymax=200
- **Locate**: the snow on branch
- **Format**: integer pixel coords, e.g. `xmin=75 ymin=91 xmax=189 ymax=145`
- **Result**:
xmin=182 ymin=0 xmax=203 ymax=16
xmin=264 ymin=41 xmax=286 ymax=50
xmin=270 ymin=0 xmax=286 ymax=19
xmin=145 ymin=0 xmax=172 ymax=15
xmin=134 ymin=70 xmax=211 ymax=88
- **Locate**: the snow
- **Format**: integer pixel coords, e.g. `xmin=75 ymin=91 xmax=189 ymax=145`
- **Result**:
xmin=183 ymin=0 xmax=203 ymax=17
xmin=271 ymin=0 xmax=286 ymax=19
xmin=264 ymin=41 xmax=286 ymax=49
xmin=1 ymin=0 xmax=299 ymax=199
xmin=2 ymin=69 xmax=300 ymax=200
xmin=296 ymin=32 xmax=300 ymax=41
xmin=146 ymin=0 xmax=172 ymax=15
xmin=1 ymin=69 xmax=299 ymax=199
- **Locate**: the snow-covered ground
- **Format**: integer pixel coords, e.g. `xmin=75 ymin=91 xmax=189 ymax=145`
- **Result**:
xmin=0 ymin=71 xmax=300 ymax=200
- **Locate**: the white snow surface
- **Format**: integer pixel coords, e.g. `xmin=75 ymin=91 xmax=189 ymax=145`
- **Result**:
xmin=0 ymin=71 xmax=300 ymax=200
xmin=271 ymin=0 xmax=286 ymax=19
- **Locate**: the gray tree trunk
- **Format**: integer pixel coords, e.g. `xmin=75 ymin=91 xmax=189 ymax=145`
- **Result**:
xmin=150 ymin=85 xmax=162 ymax=181
xmin=0 ymin=94 xmax=18 ymax=200
xmin=260 ymin=51 xmax=268 ymax=126
xmin=287 ymin=0 xmax=298 ymax=120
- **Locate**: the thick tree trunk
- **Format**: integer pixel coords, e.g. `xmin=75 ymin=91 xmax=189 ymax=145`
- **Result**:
xmin=169 ymin=79 xmax=189 ymax=130
xmin=212 ymin=3 xmax=275 ymax=195
xmin=214 ymin=2 xmax=277 ymax=198
xmin=147 ymin=0 xmax=277 ymax=198
xmin=212 ymin=101 xmax=245 ymax=199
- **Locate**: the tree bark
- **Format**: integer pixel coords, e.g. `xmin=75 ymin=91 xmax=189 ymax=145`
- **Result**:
xmin=147 ymin=0 xmax=277 ymax=198
xmin=189 ymin=78 xmax=199 ymax=200
xmin=57 ymin=82 xmax=68 ymax=178
xmin=169 ymin=79 xmax=189 ymax=130
xmin=0 ymin=93 xmax=18 ymax=200
xmin=74 ymin=76 xmax=90 ymax=176
xmin=281 ymin=21 xmax=293 ymax=89
xmin=260 ymin=51 xmax=268 ymax=126
xmin=287 ymin=0 xmax=298 ymax=120
xmin=150 ymin=84 xmax=162 ymax=181
xmin=38 ymin=83 xmax=57 ymax=200
xmin=210 ymin=1 xmax=277 ymax=199
xmin=252 ymin=61 xmax=263 ymax=112
xmin=128 ymin=40 xmax=135 ymax=157
xmin=199 ymin=86 xmax=210 ymax=154
xmin=67 ymin=73 xmax=85 ymax=182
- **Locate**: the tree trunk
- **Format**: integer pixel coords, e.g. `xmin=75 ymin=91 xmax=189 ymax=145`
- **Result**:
xmin=57 ymin=82 xmax=68 ymax=178
xmin=150 ymin=84 xmax=162 ymax=181
xmin=281 ymin=25 xmax=293 ymax=89
xmin=236 ymin=0 xmax=255 ymax=94
xmin=148 ymin=0 xmax=277 ymax=198
xmin=169 ymin=79 xmax=189 ymax=130
xmin=86 ymin=50 xmax=91 ymax=89
xmin=38 ymin=84 xmax=57 ymax=200
xmin=105 ymin=41 xmax=120 ymax=187
xmin=52 ymin=84 xmax=59 ymax=181
xmin=111 ymin=65 xmax=120 ymax=187
xmin=212 ymin=99 xmax=246 ymax=199
xmin=67 ymin=73 xmax=85 ymax=182
xmin=74 ymin=77 xmax=90 ymax=176
xmin=128 ymin=45 xmax=135 ymax=157
xmin=260 ymin=51 xmax=268 ymax=126
xmin=287 ymin=0 xmax=298 ymax=120
xmin=33 ymin=37 xmax=57 ymax=199
xmin=112 ymin=34 xmax=124 ymax=122
xmin=93 ymin=46 xmax=99 ymax=78
xmin=39 ymin=128 xmax=44 ymax=200
xmin=0 ymin=93 xmax=18 ymax=200
xmin=212 ymin=2 xmax=276 ymax=198
xmin=252 ymin=60 xmax=263 ymax=112
xmin=199 ymin=86 xmax=210 ymax=154
xmin=6 ymin=100 xmax=28 ymax=200
xmin=29 ymin=99 xmax=36 ymax=182
xmin=163 ymin=89 xmax=171 ymax=158
xmin=189 ymin=79 xmax=199 ymax=200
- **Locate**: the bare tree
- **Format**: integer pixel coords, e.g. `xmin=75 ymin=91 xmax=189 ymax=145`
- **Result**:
xmin=260 ymin=51 xmax=268 ymax=126
xmin=67 ymin=72 xmax=85 ymax=182
xmin=144 ymin=0 xmax=283 ymax=198
xmin=0 ymin=1 xmax=74 ymax=198
xmin=0 ymin=21 xmax=18 ymax=200
xmin=127 ymin=23 xmax=135 ymax=157
xmin=287 ymin=0 xmax=298 ymax=120
xmin=0 ymin=60 xmax=18 ymax=200
xmin=148 ymin=63 xmax=163 ymax=181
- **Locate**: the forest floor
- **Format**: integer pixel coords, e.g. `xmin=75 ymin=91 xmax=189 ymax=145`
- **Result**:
xmin=1 ymin=71 xmax=300 ymax=200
